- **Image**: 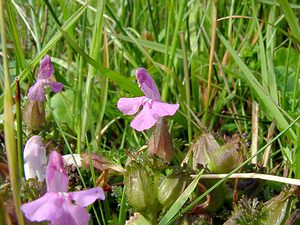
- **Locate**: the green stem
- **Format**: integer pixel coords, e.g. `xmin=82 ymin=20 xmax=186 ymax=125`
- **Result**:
xmin=96 ymin=31 xmax=109 ymax=145
xmin=0 ymin=1 xmax=24 ymax=224
xmin=118 ymin=186 xmax=127 ymax=225
xmin=5 ymin=0 xmax=26 ymax=73
xmin=295 ymin=127 xmax=300 ymax=178
xmin=75 ymin=11 xmax=87 ymax=154
xmin=282 ymin=39 xmax=291 ymax=109
xmin=15 ymin=79 xmax=24 ymax=178
xmin=292 ymin=54 xmax=300 ymax=113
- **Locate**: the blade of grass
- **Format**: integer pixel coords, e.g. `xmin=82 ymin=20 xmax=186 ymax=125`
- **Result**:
xmin=292 ymin=54 xmax=300 ymax=113
xmin=282 ymin=40 xmax=292 ymax=110
xmin=5 ymin=0 xmax=25 ymax=178
xmin=296 ymin=127 xmax=300 ymax=178
xmin=118 ymin=186 xmax=127 ymax=225
xmin=96 ymin=30 xmax=109 ymax=144
xmin=179 ymin=32 xmax=192 ymax=143
xmin=5 ymin=0 xmax=26 ymax=73
xmin=15 ymin=79 xmax=24 ymax=178
xmin=1 ymin=1 xmax=24 ymax=224
xmin=75 ymin=11 xmax=87 ymax=154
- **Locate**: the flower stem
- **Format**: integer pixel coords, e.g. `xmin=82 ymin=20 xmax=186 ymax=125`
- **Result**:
xmin=0 ymin=1 xmax=24 ymax=224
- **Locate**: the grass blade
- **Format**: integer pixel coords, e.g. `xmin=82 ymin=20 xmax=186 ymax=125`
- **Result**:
xmin=1 ymin=1 xmax=24 ymax=224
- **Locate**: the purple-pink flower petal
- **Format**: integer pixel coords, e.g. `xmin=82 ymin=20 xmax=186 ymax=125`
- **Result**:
xmin=28 ymin=55 xmax=64 ymax=101
xmin=117 ymin=68 xmax=179 ymax=131
xmin=130 ymin=103 xmax=158 ymax=131
xmin=28 ymin=80 xmax=46 ymax=101
xmin=22 ymin=150 xmax=105 ymax=225
xmin=69 ymin=187 xmax=105 ymax=207
xmin=46 ymin=151 xmax=69 ymax=193
xmin=46 ymin=80 xmax=64 ymax=93
xmin=136 ymin=68 xmax=161 ymax=101
xmin=117 ymin=96 xmax=146 ymax=115
xmin=151 ymin=101 xmax=179 ymax=118
xmin=22 ymin=193 xmax=90 ymax=225
xmin=23 ymin=135 xmax=47 ymax=170
xmin=23 ymin=135 xmax=47 ymax=181
xmin=38 ymin=55 xmax=54 ymax=79
xmin=51 ymin=199 xmax=90 ymax=225
xmin=21 ymin=193 xmax=59 ymax=222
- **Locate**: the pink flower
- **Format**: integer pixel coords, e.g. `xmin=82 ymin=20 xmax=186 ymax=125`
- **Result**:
xmin=21 ymin=151 xmax=105 ymax=225
xmin=117 ymin=68 xmax=179 ymax=131
xmin=28 ymin=55 xmax=64 ymax=101
xmin=23 ymin=135 xmax=47 ymax=181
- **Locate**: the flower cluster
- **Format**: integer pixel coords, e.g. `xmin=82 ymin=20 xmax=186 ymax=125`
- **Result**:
xmin=21 ymin=151 xmax=105 ymax=225
xmin=20 ymin=66 xmax=178 ymax=225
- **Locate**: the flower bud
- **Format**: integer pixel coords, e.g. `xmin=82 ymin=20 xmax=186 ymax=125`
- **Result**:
xmin=192 ymin=132 xmax=243 ymax=173
xmin=124 ymin=161 xmax=157 ymax=212
xmin=23 ymin=135 xmax=47 ymax=181
xmin=23 ymin=100 xmax=45 ymax=130
xmin=208 ymin=134 xmax=243 ymax=173
xmin=148 ymin=118 xmax=173 ymax=161
xmin=158 ymin=171 xmax=190 ymax=209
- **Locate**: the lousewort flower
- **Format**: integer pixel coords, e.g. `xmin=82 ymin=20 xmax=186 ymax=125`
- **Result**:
xmin=23 ymin=135 xmax=47 ymax=181
xmin=117 ymin=68 xmax=179 ymax=131
xmin=21 ymin=151 xmax=105 ymax=225
xmin=28 ymin=55 xmax=64 ymax=101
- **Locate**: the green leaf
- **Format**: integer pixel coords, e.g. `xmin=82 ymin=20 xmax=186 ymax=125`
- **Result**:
xmin=50 ymin=90 xmax=75 ymax=131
